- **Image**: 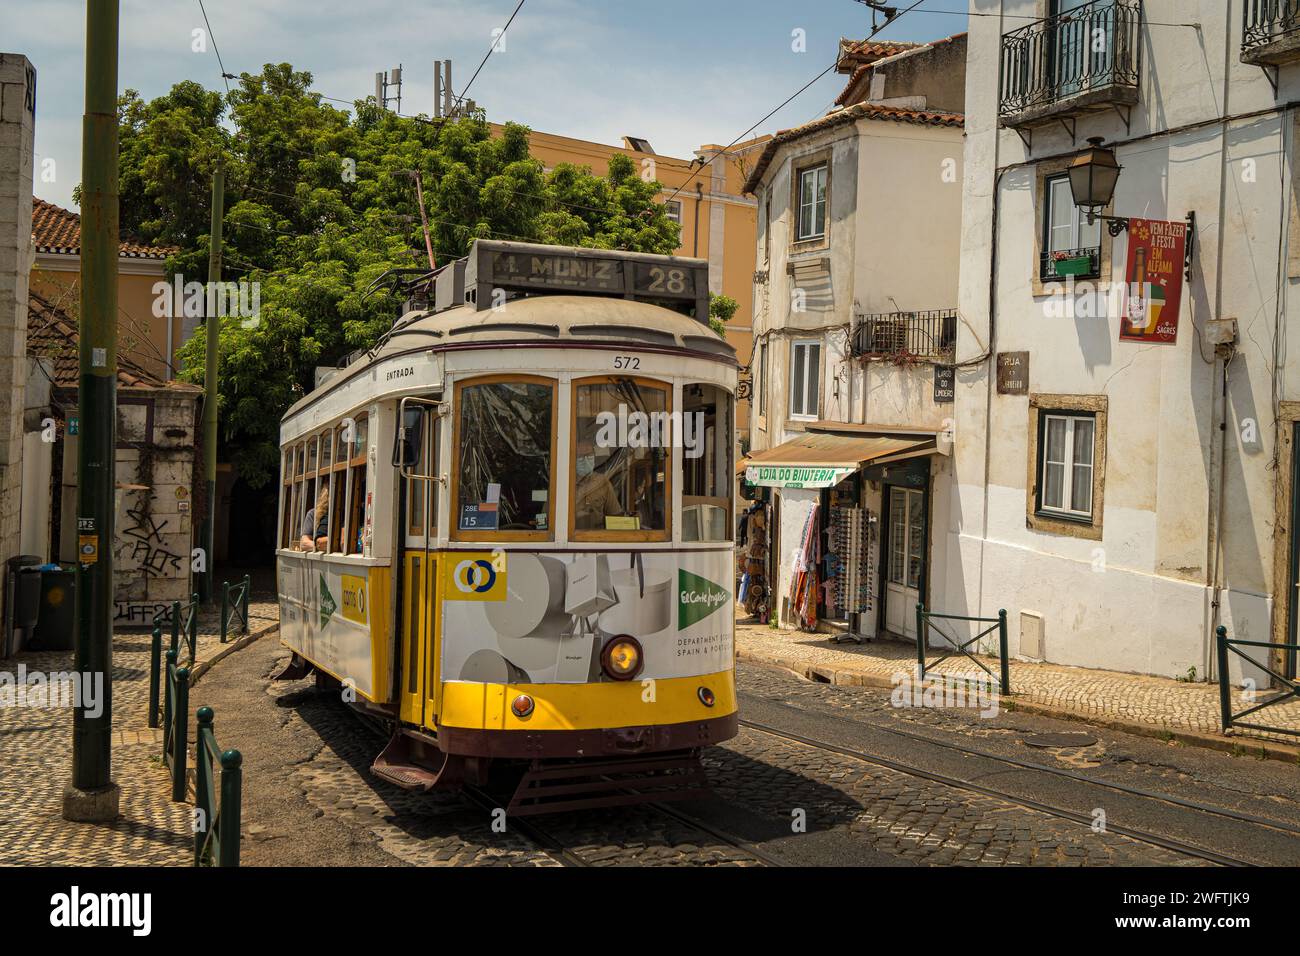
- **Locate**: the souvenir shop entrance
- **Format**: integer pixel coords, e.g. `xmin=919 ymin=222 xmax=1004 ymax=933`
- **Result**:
xmin=742 ymin=429 xmax=938 ymax=640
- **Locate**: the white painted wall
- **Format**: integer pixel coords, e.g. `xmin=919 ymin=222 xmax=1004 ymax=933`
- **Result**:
xmin=952 ymin=0 xmax=1296 ymax=680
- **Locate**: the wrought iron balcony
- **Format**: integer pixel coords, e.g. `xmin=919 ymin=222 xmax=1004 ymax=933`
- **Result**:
xmin=1242 ymin=0 xmax=1300 ymax=66
xmin=999 ymin=0 xmax=1142 ymax=130
xmin=1040 ymin=246 xmax=1101 ymax=282
xmin=852 ymin=310 xmax=957 ymax=361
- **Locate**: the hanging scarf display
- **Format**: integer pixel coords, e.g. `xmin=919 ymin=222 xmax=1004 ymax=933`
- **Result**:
xmin=789 ymin=503 xmax=821 ymax=630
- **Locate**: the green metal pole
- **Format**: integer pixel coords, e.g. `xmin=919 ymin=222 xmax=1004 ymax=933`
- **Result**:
xmin=1216 ymin=625 xmax=1232 ymax=732
xmin=200 ymin=163 xmax=224 ymax=603
xmin=219 ymin=748 xmax=243 ymax=867
xmin=915 ymin=602 xmax=926 ymax=680
xmin=220 ymin=580 xmax=229 ymax=643
xmin=148 ymin=624 xmax=161 ymax=729
xmin=64 ymin=0 xmax=121 ymax=823
xmin=172 ymin=667 xmax=189 ymax=802
xmin=195 ymin=707 xmax=214 ymax=865
xmin=998 ymin=608 xmax=1010 ymax=695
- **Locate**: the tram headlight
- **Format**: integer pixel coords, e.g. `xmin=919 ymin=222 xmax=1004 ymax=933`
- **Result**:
xmin=511 ymin=694 xmax=535 ymax=718
xmin=698 ymin=686 xmax=716 ymax=707
xmin=601 ymin=635 xmax=643 ymax=681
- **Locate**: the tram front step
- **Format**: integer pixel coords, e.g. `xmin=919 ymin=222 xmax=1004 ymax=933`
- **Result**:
xmin=370 ymin=731 xmax=465 ymax=792
xmin=506 ymin=749 xmax=711 ymax=816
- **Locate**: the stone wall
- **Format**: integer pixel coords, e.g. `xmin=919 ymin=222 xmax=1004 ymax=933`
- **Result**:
xmin=0 ymin=54 xmax=35 ymax=573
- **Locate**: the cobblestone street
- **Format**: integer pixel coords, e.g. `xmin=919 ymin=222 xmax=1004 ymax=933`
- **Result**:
xmin=188 ymin=629 xmax=1300 ymax=868
xmin=0 ymin=600 xmax=278 ymax=866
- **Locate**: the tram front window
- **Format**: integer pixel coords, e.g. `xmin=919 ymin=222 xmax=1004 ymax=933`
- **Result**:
xmin=572 ymin=378 xmax=668 ymax=537
xmin=455 ymin=378 xmax=554 ymax=535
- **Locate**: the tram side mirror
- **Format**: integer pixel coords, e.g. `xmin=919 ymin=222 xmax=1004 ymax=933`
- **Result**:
xmin=393 ymin=407 xmax=424 ymax=469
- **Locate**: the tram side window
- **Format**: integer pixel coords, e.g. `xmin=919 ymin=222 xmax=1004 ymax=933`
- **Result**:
xmin=281 ymin=449 xmax=294 ymax=548
xmin=682 ymin=383 xmax=733 ymax=542
xmin=455 ymin=379 xmax=554 ymax=536
xmin=404 ymin=406 xmax=426 ymax=536
xmin=572 ymin=377 xmax=669 ymax=538
xmin=299 ymin=436 xmax=328 ymax=551
xmin=329 ymin=426 xmax=348 ymax=553
xmin=346 ymin=414 xmax=368 ymax=554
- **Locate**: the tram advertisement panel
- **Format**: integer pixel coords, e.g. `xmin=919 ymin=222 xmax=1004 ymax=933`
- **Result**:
xmin=441 ymin=550 xmax=733 ymax=684
xmin=278 ymin=555 xmax=376 ymax=699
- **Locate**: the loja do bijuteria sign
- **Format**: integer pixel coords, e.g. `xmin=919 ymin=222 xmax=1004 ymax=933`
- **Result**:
xmin=1120 ymin=217 xmax=1189 ymax=344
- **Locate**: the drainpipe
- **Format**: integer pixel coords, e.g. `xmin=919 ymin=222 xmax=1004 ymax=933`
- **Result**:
xmin=693 ymin=182 xmax=703 ymax=258
xmin=1206 ymin=6 xmax=1235 ymax=683
xmin=1207 ymin=349 xmax=1231 ymax=682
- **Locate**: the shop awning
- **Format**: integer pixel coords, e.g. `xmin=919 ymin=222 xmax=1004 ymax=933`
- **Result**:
xmin=743 ymin=432 xmax=935 ymax=488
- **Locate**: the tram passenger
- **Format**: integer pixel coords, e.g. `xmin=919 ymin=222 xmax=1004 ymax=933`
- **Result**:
xmin=299 ymin=487 xmax=330 ymax=551
xmin=574 ymin=436 xmax=624 ymax=529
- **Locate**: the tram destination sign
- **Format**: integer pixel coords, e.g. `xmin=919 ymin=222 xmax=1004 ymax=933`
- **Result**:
xmin=464 ymin=240 xmax=709 ymax=320
xmin=489 ymin=250 xmax=625 ymax=293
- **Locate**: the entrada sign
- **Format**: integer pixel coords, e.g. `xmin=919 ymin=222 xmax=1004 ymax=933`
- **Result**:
xmin=745 ymin=465 xmax=856 ymax=488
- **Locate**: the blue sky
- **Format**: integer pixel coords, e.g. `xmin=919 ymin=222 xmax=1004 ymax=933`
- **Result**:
xmin=14 ymin=0 xmax=971 ymax=210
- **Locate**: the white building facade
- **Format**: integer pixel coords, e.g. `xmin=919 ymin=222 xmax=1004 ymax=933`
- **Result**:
xmin=951 ymin=0 xmax=1300 ymax=684
xmin=745 ymin=37 xmax=967 ymax=639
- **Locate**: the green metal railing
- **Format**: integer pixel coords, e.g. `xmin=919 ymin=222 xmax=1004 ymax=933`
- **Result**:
xmin=1215 ymin=625 xmax=1300 ymax=737
xmin=194 ymin=706 xmax=242 ymax=867
xmin=916 ymin=604 xmax=1011 ymax=695
xmin=162 ymin=648 xmax=190 ymax=801
xmin=148 ymin=593 xmax=200 ymax=729
xmin=221 ymin=575 xmax=251 ymax=644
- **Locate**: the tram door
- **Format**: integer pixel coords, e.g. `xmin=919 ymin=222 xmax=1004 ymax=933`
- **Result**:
xmin=398 ymin=403 xmax=441 ymax=727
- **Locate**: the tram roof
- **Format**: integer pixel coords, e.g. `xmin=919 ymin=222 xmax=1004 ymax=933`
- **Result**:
xmin=284 ymin=295 xmax=737 ymax=420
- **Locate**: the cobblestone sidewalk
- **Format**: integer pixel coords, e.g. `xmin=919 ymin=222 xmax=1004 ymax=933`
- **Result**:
xmin=735 ymin=620 xmax=1300 ymax=757
xmin=0 ymin=596 xmax=279 ymax=866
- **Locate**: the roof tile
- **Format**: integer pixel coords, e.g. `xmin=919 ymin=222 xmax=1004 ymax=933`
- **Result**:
xmin=31 ymin=198 xmax=176 ymax=260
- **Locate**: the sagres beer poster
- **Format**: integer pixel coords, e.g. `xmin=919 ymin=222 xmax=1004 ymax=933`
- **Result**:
xmin=1121 ymin=218 xmax=1188 ymax=344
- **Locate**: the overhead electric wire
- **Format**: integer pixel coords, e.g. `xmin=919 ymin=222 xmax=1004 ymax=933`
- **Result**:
xmin=662 ymin=0 xmax=928 ymax=207
xmin=456 ymin=0 xmax=528 ymax=109
xmin=195 ymin=0 xmax=233 ymax=92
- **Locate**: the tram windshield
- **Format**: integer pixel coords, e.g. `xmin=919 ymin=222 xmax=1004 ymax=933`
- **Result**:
xmin=572 ymin=377 xmax=668 ymax=537
xmin=456 ymin=378 xmax=554 ymax=534
xmin=681 ymin=382 xmax=733 ymax=542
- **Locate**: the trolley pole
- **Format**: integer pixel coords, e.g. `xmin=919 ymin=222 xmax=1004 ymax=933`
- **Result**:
xmin=199 ymin=161 xmax=224 ymax=602
xmin=64 ymin=0 xmax=121 ymax=822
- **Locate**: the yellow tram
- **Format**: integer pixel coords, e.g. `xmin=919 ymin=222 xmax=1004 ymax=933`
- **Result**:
xmin=275 ymin=240 xmax=738 ymax=813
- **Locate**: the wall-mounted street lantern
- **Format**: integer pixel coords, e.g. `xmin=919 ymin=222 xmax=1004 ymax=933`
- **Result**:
xmin=1069 ymin=137 xmax=1128 ymax=236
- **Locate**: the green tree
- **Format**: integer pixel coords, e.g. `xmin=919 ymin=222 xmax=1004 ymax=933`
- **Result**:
xmin=709 ymin=292 xmax=738 ymax=338
xmin=137 ymin=64 xmax=681 ymax=486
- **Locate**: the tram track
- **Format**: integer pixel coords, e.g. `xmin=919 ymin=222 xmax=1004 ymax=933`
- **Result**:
xmin=737 ymin=715 xmax=1258 ymax=867
xmin=343 ymin=697 xmax=777 ymax=866
xmin=751 ymin=695 xmax=1300 ymax=839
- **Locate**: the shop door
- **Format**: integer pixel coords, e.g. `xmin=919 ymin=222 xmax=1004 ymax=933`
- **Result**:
xmin=884 ymin=486 xmax=924 ymax=639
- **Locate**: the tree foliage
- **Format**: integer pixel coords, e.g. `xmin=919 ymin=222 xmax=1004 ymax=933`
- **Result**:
xmin=117 ymin=64 xmax=680 ymax=486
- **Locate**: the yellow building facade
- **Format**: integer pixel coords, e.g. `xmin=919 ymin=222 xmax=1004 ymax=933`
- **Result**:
xmin=496 ymin=126 xmax=767 ymax=437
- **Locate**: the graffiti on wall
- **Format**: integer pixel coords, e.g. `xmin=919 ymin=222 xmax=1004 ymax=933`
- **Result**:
xmin=118 ymin=494 xmax=184 ymax=579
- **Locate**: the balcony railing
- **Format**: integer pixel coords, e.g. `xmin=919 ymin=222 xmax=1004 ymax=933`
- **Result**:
xmin=1242 ymin=0 xmax=1300 ymax=63
xmin=1040 ymin=246 xmax=1101 ymax=282
xmin=852 ymin=310 xmax=957 ymax=360
xmin=999 ymin=0 xmax=1142 ymax=123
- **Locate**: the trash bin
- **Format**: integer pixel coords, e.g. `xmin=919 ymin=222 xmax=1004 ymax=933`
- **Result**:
xmin=29 ymin=567 xmax=76 ymax=652
xmin=3 ymin=554 xmax=43 ymax=658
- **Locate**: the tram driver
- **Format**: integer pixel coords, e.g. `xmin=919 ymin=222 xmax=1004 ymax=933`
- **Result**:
xmin=574 ymin=434 xmax=624 ymax=530
xmin=298 ymin=487 xmax=330 ymax=552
